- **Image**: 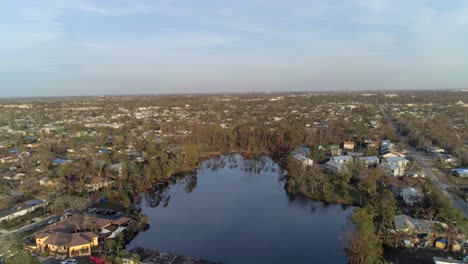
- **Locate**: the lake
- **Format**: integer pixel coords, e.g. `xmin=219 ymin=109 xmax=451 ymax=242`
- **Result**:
xmin=128 ymin=155 xmax=354 ymax=264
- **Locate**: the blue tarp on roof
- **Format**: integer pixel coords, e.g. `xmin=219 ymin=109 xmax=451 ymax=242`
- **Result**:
xmin=98 ymin=148 xmax=111 ymax=154
xmin=8 ymin=150 xmax=19 ymax=154
xmin=52 ymin=158 xmax=67 ymax=164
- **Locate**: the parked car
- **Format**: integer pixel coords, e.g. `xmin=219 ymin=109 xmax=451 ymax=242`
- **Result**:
xmin=48 ymin=218 xmax=57 ymax=224
xmin=87 ymin=207 xmax=96 ymax=213
xmin=60 ymin=259 xmax=77 ymax=264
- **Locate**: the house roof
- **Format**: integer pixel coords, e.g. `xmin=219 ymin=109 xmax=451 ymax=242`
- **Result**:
xmin=400 ymin=187 xmax=421 ymax=197
xmin=331 ymin=155 xmax=353 ymax=162
xmin=42 ymin=232 xmax=97 ymax=247
xmin=394 ymin=214 xmax=447 ymax=234
xmin=359 ymin=156 xmax=379 ymax=162
xmin=112 ymin=217 xmax=131 ymax=226
xmin=0 ymin=199 xmax=44 ymax=219
xmin=44 ymin=214 xmax=113 ymax=233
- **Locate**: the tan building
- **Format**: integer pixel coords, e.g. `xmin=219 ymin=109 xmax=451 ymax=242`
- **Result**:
xmin=342 ymin=141 xmax=355 ymax=150
xmin=35 ymin=214 xmax=132 ymax=258
xmin=36 ymin=232 xmax=98 ymax=257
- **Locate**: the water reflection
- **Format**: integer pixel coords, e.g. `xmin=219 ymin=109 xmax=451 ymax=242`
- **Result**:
xmin=131 ymin=155 xmax=353 ymax=264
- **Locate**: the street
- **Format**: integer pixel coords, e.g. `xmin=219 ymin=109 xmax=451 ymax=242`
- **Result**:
xmin=380 ymin=105 xmax=468 ymax=217
xmin=0 ymin=213 xmax=60 ymax=236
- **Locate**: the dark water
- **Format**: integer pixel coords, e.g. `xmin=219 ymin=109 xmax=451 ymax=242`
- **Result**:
xmin=128 ymin=155 xmax=353 ymax=264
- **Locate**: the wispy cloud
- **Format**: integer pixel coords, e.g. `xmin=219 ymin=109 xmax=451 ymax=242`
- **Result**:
xmin=1 ymin=0 xmax=468 ymax=96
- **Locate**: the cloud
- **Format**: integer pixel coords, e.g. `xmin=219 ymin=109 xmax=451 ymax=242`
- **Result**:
xmin=1 ymin=0 xmax=468 ymax=97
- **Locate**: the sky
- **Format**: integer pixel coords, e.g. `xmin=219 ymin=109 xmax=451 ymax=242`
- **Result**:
xmin=1 ymin=0 xmax=468 ymax=97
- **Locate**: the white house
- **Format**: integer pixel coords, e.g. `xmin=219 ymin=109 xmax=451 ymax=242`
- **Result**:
xmin=86 ymin=179 xmax=114 ymax=192
xmin=379 ymin=163 xmax=404 ymax=177
xmin=358 ymin=156 xmax=380 ymax=167
xmin=292 ymin=152 xmax=313 ymax=166
xmin=383 ymin=157 xmax=409 ymax=167
xmin=400 ymin=187 xmax=422 ymax=206
xmin=330 ymin=155 xmax=353 ymax=165
xmin=379 ymin=157 xmax=408 ymax=177
xmin=0 ymin=199 xmax=46 ymax=222
xmin=326 ymin=155 xmax=353 ymax=174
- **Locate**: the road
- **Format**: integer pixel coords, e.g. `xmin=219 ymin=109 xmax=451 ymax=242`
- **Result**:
xmin=380 ymin=105 xmax=468 ymax=217
xmin=0 ymin=213 xmax=60 ymax=236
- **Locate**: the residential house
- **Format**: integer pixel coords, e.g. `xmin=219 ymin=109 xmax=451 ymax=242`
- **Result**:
xmin=35 ymin=232 xmax=98 ymax=258
xmin=358 ymin=156 xmax=380 ymax=167
xmin=380 ymin=157 xmax=409 ymax=177
xmin=35 ymin=214 xmax=132 ymax=258
xmin=0 ymin=153 xmax=19 ymax=164
xmin=383 ymin=157 xmax=409 ymax=168
xmin=0 ymin=199 xmax=46 ymax=222
xmin=39 ymin=177 xmax=56 ymax=186
xmin=394 ymin=214 xmax=447 ymax=235
xmin=326 ymin=155 xmax=353 ymax=174
xmin=400 ymin=187 xmax=423 ymax=206
xmin=330 ymin=155 xmax=353 ymax=164
xmin=86 ymin=178 xmax=114 ymax=192
xmin=342 ymin=141 xmax=355 ymax=150
xmin=329 ymin=145 xmax=342 ymax=156
xmin=379 ymin=163 xmax=403 ymax=177
xmin=292 ymin=152 xmax=313 ymax=166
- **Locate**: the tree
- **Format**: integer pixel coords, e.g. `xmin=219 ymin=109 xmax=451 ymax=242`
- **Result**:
xmin=343 ymin=208 xmax=382 ymax=264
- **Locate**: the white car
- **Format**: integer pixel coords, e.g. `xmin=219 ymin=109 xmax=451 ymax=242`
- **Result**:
xmin=60 ymin=259 xmax=77 ymax=264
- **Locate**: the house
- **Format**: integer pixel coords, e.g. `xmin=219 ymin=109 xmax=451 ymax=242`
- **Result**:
xmin=86 ymin=178 xmax=114 ymax=192
xmin=379 ymin=163 xmax=403 ymax=177
xmin=342 ymin=141 xmax=355 ymax=150
xmin=35 ymin=232 xmax=98 ymax=258
xmin=0 ymin=199 xmax=46 ymax=222
xmin=380 ymin=143 xmax=400 ymax=156
xmin=109 ymin=163 xmax=122 ymax=175
xmin=381 ymin=140 xmax=392 ymax=147
xmin=35 ymin=214 xmax=132 ymax=258
xmin=394 ymin=214 xmax=447 ymax=234
xmin=0 ymin=153 xmax=19 ymax=164
xmin=326 ymin=161 xmax=348 ymax=174
xmin=326 ymin=156 xmax=353 ymax=174
xmin=451 ymin=168 xmax=468 ymax=178
xmin=400 ymin=187 xmax=423 ymax=206
xmin=346 ymin=151 xmax=363 ymax=157
xmin=379 ymin=157 xmax=409 ymax=177
xmin=329 ymin=145 xmax=342 ymax=156
xmin=358 ymin=156 xmax=380 ymax=167
xmin=382 ymin=151 xmax=403 ymax=158
xmin=39 ymin=177 xmax=55 ymax=186
xmin=383 ymin=157 xmax=409 ymax=168
xmin=292 ymin=152 xmax=313 ymax=166
xmin=330 ymin=155 xmax=353 ymax=165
